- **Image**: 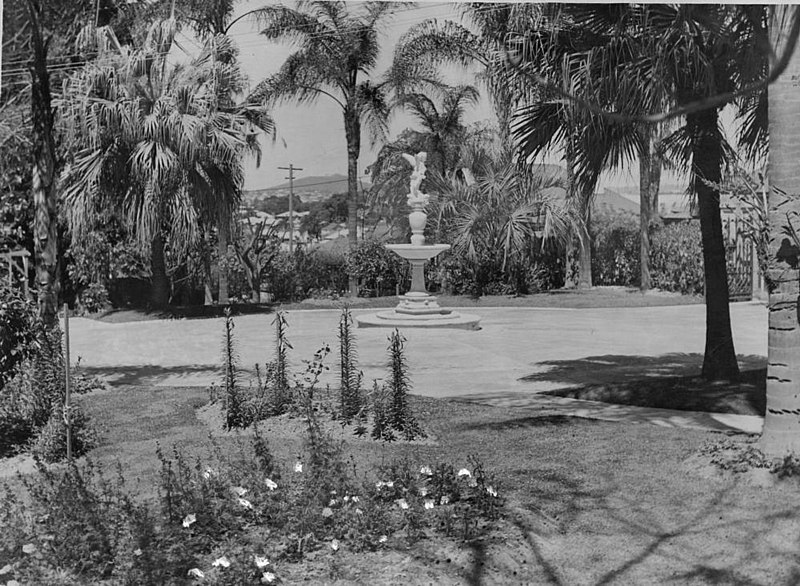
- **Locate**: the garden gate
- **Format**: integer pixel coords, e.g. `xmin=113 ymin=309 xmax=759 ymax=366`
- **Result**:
xmin=723 ymin=216 xmax=757 ymax=301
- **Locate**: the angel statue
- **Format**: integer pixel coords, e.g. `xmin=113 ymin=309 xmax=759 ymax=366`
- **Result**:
xmin=401 ymin=152 xmax=429 ymax=208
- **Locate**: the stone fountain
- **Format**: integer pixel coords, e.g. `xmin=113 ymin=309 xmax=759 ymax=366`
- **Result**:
xmin=356 ymin=152 xmax=480 ymax=330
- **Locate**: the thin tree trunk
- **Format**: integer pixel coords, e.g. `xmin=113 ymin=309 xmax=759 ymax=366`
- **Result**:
xmin=639 ymin=130 xmax=653 ymax=292
xmin=563 ymin=144 xmax=579 ymax=289
xmin=344 ymin=103 xmax=360 ymax=296
xmin=687 ymin=108 xmax=739 ymax=382
xmin=218 ymin=220 xmax=229 ymax=305
xmin=760 ymin=4 xmax=800 ymax=455
xmin=28 ymin=0 xmax=58 ymax=326
xmin=150 ymin=233 xmax=170 ymax=307
xmin=577 ymin=184 xmax=593 ymax=289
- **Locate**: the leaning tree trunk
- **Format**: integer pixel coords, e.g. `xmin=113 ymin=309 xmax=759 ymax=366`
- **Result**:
xmin=760 ymin=4 xmax=800 ymax=456
xmin=344 ymin=102 xmax=361 ymax=296
xmin=687 ymin=108 xmax=740 ymax=381
xmin=150 ymin=233 xmax=170 ymax=307
xmin=28 ymin=0 xmax=58 ymax=326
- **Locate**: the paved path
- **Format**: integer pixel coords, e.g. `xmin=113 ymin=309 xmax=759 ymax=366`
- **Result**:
xmin=67 ymin=301 xmax=768 ymax=434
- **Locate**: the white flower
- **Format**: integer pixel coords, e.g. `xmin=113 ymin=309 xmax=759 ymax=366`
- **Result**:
xmin=343 ymin=495 xmax=350 ymax=502
xmin=212 ymin=556 xmax=231 ymax=568
xmin=22 ymin=543 xmax=36 ymax=554
xmin=330 ymin=539 xmax=339 ymax=551
xmin=378 ymin=535 xmax=387 ymax=543
xmin=254 ymin=555 xmax=270 ymax=569
xmin=294 ymin=461 xmax=303 ymax=473
xmin=396 ymin=498 xmax=409 ymax=510
xmin=321 ymin=507 xmax=333 ymax=518
xmin=0 ymin=564 xmax=12 ymax=575
xmin=457 ymin=468 xmax=472 ymax=478
xmin=355 ymin=508 xmax=363 ymax=515
xmin=203 ymin=468 xmax=214 ymax=479
xmin=328 ymin=498 xmax=337 ymax=507
xmin=231 ymin=486 xmax=248 ymax=497
xmin=265 ymin=478 xmax=278 ymax=491
xmin=420 ymin=466 xmax=432 ymax=476
xmin=376 ymin=480 xmax=394 ymax=489
xmin=238 ymin=498 xmax=253 ymax=509
xmin=419 ymin=487 xmax=428 ymax=497
xmin=133 ymin=548 xmax=143 ymax=557
xmin=351 ymin=495 xmax=359 ymax=503
xmin=440 ymin=495 xmax=450 ymax=505
xmin=468 ymin=478 xmax=478 ymax=488
xmin=7 ymin=580 xmax=20 ymax=586
xmin=424 ymin=499 xmax=435 ymax=510
xmin=182 ymin=513 xmax=196 ymax=528
xmin=486 ymin=485 xmax=498 ymax=497
xmin=262 ymin=571 xmax=277 ymax=583
xmin=187 ymin=568 xmax=205 ymax=578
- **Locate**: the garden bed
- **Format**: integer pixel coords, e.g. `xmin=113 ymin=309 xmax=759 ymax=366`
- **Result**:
xmin=2 ymin=384 xmax=798 ymax=585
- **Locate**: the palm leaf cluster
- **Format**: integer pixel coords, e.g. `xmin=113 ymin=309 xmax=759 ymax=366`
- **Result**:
xmin=58 ymin=19 xmax=272 ymax=260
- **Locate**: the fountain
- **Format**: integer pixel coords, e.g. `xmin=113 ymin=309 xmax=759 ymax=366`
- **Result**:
xmin=356 ymin=152 xmax=480 ymax=330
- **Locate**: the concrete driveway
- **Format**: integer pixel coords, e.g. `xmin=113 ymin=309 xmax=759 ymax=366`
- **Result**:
xmin=67 ymin=301 xmax=767 ymax=403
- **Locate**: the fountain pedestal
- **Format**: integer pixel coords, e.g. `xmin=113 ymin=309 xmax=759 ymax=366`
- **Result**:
xmin=356 ymin=244 xmax=481 ymax=330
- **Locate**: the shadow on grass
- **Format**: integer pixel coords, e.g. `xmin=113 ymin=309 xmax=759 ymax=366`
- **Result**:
xmin=463 ymin=414 xmax=594 ymax=432
xmin=519 ymin=353 xmax=766 ymax=416
xmin=83 ymin=364 xmax=220 ymax=386
xmin=93 ymin=303 xmax=276 ymax=323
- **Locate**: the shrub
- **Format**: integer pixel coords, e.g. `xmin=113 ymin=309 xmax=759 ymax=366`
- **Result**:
xmin=0 ymin=283 xmax=40 ymax=389
xmin=264 ymin=246 xmax=348 ymax=302
xmin=345 ymin=239 xmax=405 ymax=297
xmin=591 ymin=211 xmax=639 ymax=286
xmin=338 ymin=307 xmax=364 ymax=423
xmin=76 ymin=282 xmax=110 ymax=315
xmin=372 ymin=330 xmax=425 ymax=442
xmin=30 ymin=403 xmax=97 ymax=463
xmin=650 ymin=221 xmax=705 ymax=295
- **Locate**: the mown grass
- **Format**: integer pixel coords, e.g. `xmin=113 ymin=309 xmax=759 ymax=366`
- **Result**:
xmin=14 ymin=383 xmax=793 ymax=585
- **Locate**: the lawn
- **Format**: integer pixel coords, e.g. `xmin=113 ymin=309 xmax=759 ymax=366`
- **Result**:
xmin=89 ymin=286 xmax=704 ymax=323
xmin=3 ymin=380 xmax=798 ymax=585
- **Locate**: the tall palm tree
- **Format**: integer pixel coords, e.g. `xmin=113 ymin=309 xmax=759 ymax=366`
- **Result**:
xmin=59 ymin=18 xmax=271 ymax=306
xmin=761 ymin=5 xmax=800 ymax=455
xmin=250 ymin=1 xmax=402 ymax=292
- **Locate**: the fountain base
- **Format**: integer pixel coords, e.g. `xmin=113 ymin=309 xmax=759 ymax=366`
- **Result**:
xmin=356 ymin=292 xmax=481 ymax=330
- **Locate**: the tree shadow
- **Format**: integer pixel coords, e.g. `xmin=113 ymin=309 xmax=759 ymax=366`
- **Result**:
xmin=82 ymin=364 xmax=221 ymax=386
xmin=464 ymin=414 xmax=598 ymax=432
xmin=519 ymin=353 xmax=766 ymax=416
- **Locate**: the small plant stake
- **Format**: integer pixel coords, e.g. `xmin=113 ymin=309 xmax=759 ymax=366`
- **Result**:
xmin=63 ymin=303 xmax=72 ymax=462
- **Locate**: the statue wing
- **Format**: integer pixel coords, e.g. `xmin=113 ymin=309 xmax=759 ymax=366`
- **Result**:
xmin=401 ymin=153 xmax=417 ymax=169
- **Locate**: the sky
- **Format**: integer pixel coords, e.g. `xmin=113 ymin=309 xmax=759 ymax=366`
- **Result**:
xmin=200 ymin=0 xmax=707 ymax=194
xmin=213 ymin=0 xmax=492 ymax=191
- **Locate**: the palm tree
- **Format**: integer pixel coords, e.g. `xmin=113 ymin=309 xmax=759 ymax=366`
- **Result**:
xmin=367 ymin=85 xmax=481 ymax=230
xmin=250 ymin=1 xmax=402 ymax=293
xmin=761 ymin=5 xmax=800 ymax=455
xmin=58 ymin=18 xmax=271 ymax=306
xmin=435 ymin=142 xmax=573 ymax=295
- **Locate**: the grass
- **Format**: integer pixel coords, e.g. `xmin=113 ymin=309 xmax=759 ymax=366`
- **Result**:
xmin=88 ymin=286 xmax=706 ymax=323
xmin=544 ymin=368 xmax=766 ymax=416
xmin=5 ymin=383 xmax=797 ymax=585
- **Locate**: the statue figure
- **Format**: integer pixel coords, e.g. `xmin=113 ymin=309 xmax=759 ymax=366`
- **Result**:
xmin=401 ymin=152 xmax=429 ymax=208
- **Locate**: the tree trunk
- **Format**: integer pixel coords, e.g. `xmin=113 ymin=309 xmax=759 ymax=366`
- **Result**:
xmin=218 ymin=220 xmax=229 ymax=305
xmin=150 ymin=233 xmax=170 ymax=307
xmin=344 ymin=103 xmax=361 ymax=296
xmin=760 ymin=4 xmax=800 ymax=456
xmin=563 ymin=144 xmax=579 ymax=289
xmin=28 ymin=0 xmax=58 ymax=326
xmin=687 ymin=108 xmax=739 ymax=381
xmin=639 ymin=129 xmax=653 ymax=291
xmin=576 ymin=184 xmax=593 ymax=289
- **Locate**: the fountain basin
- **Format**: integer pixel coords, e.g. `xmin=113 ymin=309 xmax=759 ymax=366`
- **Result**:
xmin=386 ymin=243 xmax=450 ymax=261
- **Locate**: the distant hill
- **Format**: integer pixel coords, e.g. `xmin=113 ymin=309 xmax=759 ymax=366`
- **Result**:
xmin=244 ymin=174 xmax=371 ymax=202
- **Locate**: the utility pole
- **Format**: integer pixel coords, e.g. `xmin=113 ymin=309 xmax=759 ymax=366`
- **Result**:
xmin=278 ymin=164 xmax=302 ymax=253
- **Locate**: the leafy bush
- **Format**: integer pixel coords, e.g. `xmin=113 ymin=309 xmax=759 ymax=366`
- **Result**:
xmin=650 ymin=221 xmax=705 ymax=295
xmin=0 ymin=283 xmax=40 ymax=389
xmin=591 ymin=213 xmax=705 ymax=295
xmin=265 ymin=246 xmax=348 ymax=301
xmin=345 ymin=239 xmax=405 ymax=297
xmin=31 ymin=403 xmax=97 ymax=463
xmin=76 ymin=282 xmax=111 ymax=315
